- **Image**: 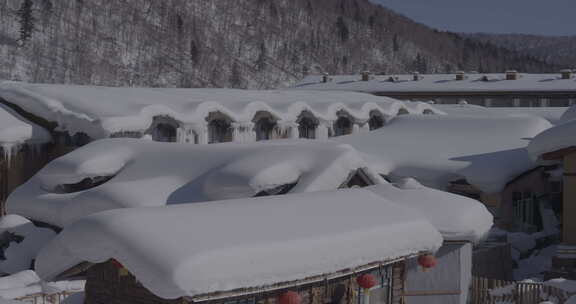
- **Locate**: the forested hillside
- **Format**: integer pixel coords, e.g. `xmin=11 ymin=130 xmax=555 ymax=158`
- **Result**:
xmin=0 ymin=0 xmax=558 ymax=89
xmin=466 ymin=33 xmax=576 ymax=68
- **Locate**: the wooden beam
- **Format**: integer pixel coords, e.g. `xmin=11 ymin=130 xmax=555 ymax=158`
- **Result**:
xmin=542 ymin=146 xmax=576 ymax=161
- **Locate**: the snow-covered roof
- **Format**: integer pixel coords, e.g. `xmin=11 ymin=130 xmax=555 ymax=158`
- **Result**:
xmin=0 ymin=103 xmax=50 ymax=147
xmin=35 ymin=189 xmax=443 ymax=299
xmin=336 ymin=114 xmax=552 ymax=193
xmin=559 ymin=104 xmax=576 ymax=123
xmin=434 ymin=104 xmax=568 ymax=125
xmin=7 ymin=138 xmax=385 ymax=227
xmin=0 ymin=82 xmax=440 ymax=138
xmin=366 ymin=178 xmax=493 ymax=242
xmin=527 ymin=118 xmax=576 ymax=159
xmin=0 ymin=215 xmax=56 ymax=274
xmin=294 ymin=73 xmax=576 ymax=94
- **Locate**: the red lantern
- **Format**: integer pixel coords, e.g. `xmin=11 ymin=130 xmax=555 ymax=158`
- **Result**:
xmin=356 ymin=274 xmax=377 ymax=289
xmin=418 ymin=254 xmax=437 ymax=270
xmin=279 ymin=291 xmax=301 ymax=304
xmin=111 ymin=259 xmax=124 ymax=268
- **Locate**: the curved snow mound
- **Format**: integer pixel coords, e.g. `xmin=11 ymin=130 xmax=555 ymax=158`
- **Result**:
xmin=337 ymin=114 xmax=552 ymax=193
xmin=7 ymin=138 xmax=384 ymax=227
xmin=527 ymin=118 xmax=576 ymax=160
xmin=35 ymin=189 xmax=442 ymax=299
xmin=0 ymin=82 xmax=441 ymax=138
xmin=367 ymin=179 xmax=493 ymax=242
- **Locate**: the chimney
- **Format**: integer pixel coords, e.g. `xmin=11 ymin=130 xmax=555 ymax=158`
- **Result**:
xmin=561 ymin=69 xmax=573 ymax=80
xmin=456 ymin=71 xmax=466 ymax=81
xmin=322 ymin=73 xmax=330 ymax=83
xmin=506 ymin=70 xmax=519 ymax=80
xmin=413 ymin=72 xmax=422 ymax=81
xmin=361 ymin=71 xmax=371 ymax=82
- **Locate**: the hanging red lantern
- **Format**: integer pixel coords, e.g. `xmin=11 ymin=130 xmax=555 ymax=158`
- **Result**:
xmin=111 ymin=259 xmax=129 ymax=277
xmin=356 ymin=274 xmax=377 ymax=289
xmin=418 ymin=254 xmax=437 ymax=270
xmin=278 ymin=291 xmax=301 ymax=304
xmin=111 ymin=259 xmax=124 ymax=268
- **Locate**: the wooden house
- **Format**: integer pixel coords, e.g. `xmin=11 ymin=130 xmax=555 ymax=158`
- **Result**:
xmin=294 ymin=72 xmax=576 ymax=108
xmin=527 ymin=120 xmax=576 ymax=280
xmin=34 ymin=190 xmax=443 ymax=304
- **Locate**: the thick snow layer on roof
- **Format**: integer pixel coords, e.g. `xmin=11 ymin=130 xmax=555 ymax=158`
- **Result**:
xmin=366 ymin=178 xmax=493 ymax=242
xmin=336 ymin=114 xmax=552 ymax=193
xmin=434 ymin=104 xmax=568 ymax=124
xmin=0 ymin=104 xmax=50 ymax=146
xmin=35 ymin=189 xmax=442 ymax=299
xmin=294 ymin=73 xmax=576 ymax=93
xmin=560 ymin=105 xmax=576 ymax=123
xmin=0 ymin=82 xmax=439 ymax=138
xmin=7 ymin=138 xmax=385 ymax=227
xmin=527 ymin=119 xmax=576 ymax=159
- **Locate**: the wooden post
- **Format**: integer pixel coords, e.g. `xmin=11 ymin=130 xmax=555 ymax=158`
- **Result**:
xmin=563 ymin=153 xmax=576 ymax=245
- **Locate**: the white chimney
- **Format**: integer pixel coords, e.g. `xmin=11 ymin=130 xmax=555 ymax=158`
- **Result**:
xmin=506 ymin=70 xmax=519 ymax=80
xmin=456 ymin=71 xmax=466 ymax=81
xmin=561 ymin=69 xmax=573 ymax=80
xmin=361 ymin=71 xmax=371 ymax=82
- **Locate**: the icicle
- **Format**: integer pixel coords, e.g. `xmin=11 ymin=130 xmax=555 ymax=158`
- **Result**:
xmin=232 ymin=122 xmax=255 ymax=143
xmin=315 ymin=124 xmax=329 ymax=140
xmin=1 ymin=143 xmax=15 ymax=169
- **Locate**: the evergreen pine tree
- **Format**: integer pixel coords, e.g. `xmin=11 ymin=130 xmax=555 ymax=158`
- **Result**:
xmin=17 ymin=0 xmax=35 ymax=44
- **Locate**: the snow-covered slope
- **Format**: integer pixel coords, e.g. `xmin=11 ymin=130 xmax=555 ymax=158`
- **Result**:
xmin=367 ymin=179 xmax=493 ymax=242
xmin=0 ymin=82 xmax=440 ymax=139
xmin=6 ymin=139 xmax=385 ymax=227
xmin=35 ymin=189 xmax=443 ymax=299
xmin=295 ymin=73 xmax=576 ymax=94
xmin=336 ymin=114 xmax=552 ymax=193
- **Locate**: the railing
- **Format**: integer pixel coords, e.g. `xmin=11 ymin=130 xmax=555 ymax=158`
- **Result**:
xmin=470 ymin=277 xmax=572 ymax=304
xmin=15 ymin=291 xmax=81 ymax=304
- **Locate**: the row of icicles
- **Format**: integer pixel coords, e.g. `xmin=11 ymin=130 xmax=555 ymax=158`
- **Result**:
xmin=278 ymin=254 xmax=437 ymax=304
xmin=110 ymin=254 xmax=438 ymax=303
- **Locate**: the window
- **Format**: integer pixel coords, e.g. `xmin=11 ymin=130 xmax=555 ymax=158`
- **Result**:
xmin=207 ymin=112 xmax=233 ymax=144
xmin=254 ymin=117 xmax=277 ymax=141
xmin=368 ymin=112 xmax=385 ymax=130
xmin=357 ymin=266 xmax=393 ymax=304
xmin=53 ymin=175 xmax=115 ymax=194
xmin=297 ymin=111 xmax=319 ymax=139
xmin=254 ymin=182 xmax=298 ymax=197
xmin=332 ymin=111 xmax=354 ymax=137
xmin=341 ymin=169 xmax=374 ymax=188
xmin=253 ymin=112 xmax=278 ymax=141
xmin=154 ymin=123 xmax=177 ymax=142
xmin=512 ymin=191 xmax=538 ymax=227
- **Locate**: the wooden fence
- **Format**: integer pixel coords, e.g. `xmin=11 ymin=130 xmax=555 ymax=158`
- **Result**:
xmin=470 ymin=277 xmax=572 ymax=304
xmin=15 ymin=291 xmax=80 ymax=304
